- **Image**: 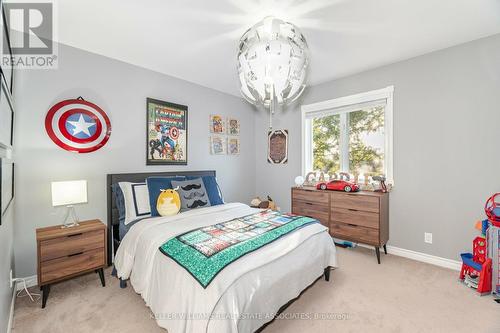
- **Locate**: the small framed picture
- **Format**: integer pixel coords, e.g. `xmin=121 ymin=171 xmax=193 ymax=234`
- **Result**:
xmin=210 ymin=136 xmax=226 ymax=155
xmin=209 ymin=115 xmax=225 ymax=134
xmin=227 ymin=118 xmax=240 ymax=135
xmin=268 ymin=129 xmax=289 ymax=164
xmin=227 ymin=137 xmax=240 ymax=155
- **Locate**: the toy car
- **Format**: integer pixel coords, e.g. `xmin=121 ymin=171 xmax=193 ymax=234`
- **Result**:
xmin=316 ymin=180 xmax=360 ymax=192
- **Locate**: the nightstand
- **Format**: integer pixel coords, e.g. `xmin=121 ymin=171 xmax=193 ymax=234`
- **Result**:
xmin=36 ymin=219 xmax=107 ymax=308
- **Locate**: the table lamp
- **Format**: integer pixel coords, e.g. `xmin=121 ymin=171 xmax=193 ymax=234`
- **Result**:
xmin=51 ymin=180 xmax=88 ymax=228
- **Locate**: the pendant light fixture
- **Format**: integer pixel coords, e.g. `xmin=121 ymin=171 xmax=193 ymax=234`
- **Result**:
xmin=237 ymin=16 xmax=309 ymax=128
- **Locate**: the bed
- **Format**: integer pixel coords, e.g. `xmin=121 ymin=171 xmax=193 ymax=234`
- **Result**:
xmin=107 ymin=170 xmax=337 ymax=333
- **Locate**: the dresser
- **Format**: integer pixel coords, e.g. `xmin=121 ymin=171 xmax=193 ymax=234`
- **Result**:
xmin=291 ymin=187 xmax=389 ymax=263
xmin=36 ymin=219 xmax=107 ymax=308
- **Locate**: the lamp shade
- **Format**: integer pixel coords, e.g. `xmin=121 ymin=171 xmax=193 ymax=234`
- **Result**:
xmin=237 ymin=16 xmax=309 ymax=108
xmin=51 ymin=180 xmax=88 ymax=206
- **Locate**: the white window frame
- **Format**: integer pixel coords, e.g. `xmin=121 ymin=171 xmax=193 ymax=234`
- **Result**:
xmin=301 ymin=86 xmax=394 ymax=184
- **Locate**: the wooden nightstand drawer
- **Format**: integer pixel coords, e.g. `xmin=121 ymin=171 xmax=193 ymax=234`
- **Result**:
xmin=331 ymin=207 xmax=379 ymax=229
xmin=40 ymin=248 xmax=105 ymax=284
xmin=330 ymin=222 xmax=379 ymax=245
xmin=40 ymin=230 xmax=104 ymax=262
xmin=331 ymin=192 xmax=379 ymax=212
xmin=292 ymin=188 xmax=329 ymax=205
xmin=36 ymin=219 xmax=107 ymax=308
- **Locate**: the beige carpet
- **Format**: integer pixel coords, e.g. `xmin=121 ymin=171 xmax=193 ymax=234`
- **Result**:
xmin=13 ymin=247 xmax=500 ymax=333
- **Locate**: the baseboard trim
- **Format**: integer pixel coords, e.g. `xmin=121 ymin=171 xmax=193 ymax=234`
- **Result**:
xmin=7 ymin=282 xmax=16 ymax=333
xmin=357 ymin=244 xmax=462 ymax=271
xmin=15 ymin=275 xmax=38 ymax=291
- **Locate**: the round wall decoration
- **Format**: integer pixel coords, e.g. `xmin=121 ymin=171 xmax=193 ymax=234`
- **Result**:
xmin=45 ymin=98 xmax=111 ymax=153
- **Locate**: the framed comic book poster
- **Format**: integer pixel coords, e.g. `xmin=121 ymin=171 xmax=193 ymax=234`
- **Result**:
xmin=210 ymin=136 xmax=226 ymax=155
xmin=227 ymin=137 xmax=240 ymax=155
xmin=209 ymin=115 xmax=225 ymax=134
xmin=227 ymin=117 xmax=240 ymax=135
xmin=267 ymin=129 xmax=288 ymax=164
xmin=147 ymin=98 xmax=188 ymax=165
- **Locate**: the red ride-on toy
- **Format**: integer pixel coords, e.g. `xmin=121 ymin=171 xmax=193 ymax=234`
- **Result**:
xmin=316 ymin=180 xmax=360 ymax=192
xmin=459 ymin=236 xmax=492 ymax=295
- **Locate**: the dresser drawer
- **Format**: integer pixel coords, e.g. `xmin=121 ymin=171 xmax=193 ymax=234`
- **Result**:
xmin=40 ymin=248 xmax=105 ymax=284
xmin=292 ymin=189 xmax=329 ymax=205
xmin=331 ymin=207 xmax=379 ymax=229
xmin=40 ymin=230 xmax=105 ymax=262
xmin=292 ymin=201 xmax=329 ymax=227
xmin=330 ymin=222 xmax=379 ymax=245
xmin=331 ymin=192 xmax=379 ymax=213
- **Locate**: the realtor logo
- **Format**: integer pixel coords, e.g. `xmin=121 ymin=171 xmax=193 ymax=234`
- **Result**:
xmin=2 ymin=1 xmax=57 ymax=69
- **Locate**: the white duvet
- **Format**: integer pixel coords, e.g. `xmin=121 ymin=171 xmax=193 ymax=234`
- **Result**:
xmin=114 ymin=203 xmax=337 ymax=333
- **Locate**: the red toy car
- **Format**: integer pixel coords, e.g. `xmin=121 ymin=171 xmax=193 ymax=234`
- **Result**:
xmin=316 ymin=180 xmax=360 ymax=192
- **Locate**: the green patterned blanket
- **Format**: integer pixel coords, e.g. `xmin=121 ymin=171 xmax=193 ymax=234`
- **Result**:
xmin=159 ymin=210 xmax=318 ymax=288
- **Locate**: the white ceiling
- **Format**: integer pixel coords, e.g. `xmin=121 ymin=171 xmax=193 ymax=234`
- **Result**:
xmin=57 ymin=0 xmax=500 ymax=97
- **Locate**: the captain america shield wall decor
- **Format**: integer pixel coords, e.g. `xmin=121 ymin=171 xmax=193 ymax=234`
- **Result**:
xmin=45 ymin=97 xmax=111 ymax=153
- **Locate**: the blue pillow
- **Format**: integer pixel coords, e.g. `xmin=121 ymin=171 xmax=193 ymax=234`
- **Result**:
xmin=111 ymin=183 xmax=126 ymax=225
xmin=146 ymin=177 xmax=186 ymax=216
xmin=187 ymin=175 xmax=224 ymax=206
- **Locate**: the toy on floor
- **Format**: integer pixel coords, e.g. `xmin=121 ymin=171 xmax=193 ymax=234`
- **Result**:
xmin=484 ymin=193 xmax=500 ymax=296
xmin=460 ymin=236 xmax=492 ymax=295
xmin=485 ymin=193 xmax=500 ymax=227
xmin=486 ymin=220 xmax=500 ymax=296
xmin=333 ymin=238 xmax=358 ymax=248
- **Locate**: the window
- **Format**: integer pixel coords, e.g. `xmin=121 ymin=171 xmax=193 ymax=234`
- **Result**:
xmin=302 ymin=86 xmax=393 ymax=184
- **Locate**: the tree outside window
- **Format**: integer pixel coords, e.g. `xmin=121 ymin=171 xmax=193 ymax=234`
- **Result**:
xmin=313 ymin=106 xmax=385 ymax=177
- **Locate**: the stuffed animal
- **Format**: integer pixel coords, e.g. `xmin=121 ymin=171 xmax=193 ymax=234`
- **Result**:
xmin=157 ymin=187 xmax=181 ymax=216
xmin=250 ymin=196 xmax=277 ymax=210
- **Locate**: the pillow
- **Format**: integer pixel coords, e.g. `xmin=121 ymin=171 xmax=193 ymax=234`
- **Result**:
xmin=118 ymin=182 xmax=151 ymax=225
xmin=171 ymin=177 xmax=211 ymax=211
xmin=111 ymin=183 xmax=126 ymax=225
xmin=186 ymin=175 xmax=224 ymax=206
xmin=157 ymin=188 xmax=181 ymax=216
xmin=146 ymin=176 xmax=186 ymax=216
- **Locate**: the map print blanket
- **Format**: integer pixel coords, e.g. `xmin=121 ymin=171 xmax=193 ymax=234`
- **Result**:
xmin=159 ymin=210 xmax=318 ymax=288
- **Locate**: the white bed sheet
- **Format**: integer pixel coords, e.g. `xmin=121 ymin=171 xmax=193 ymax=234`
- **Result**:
xmin=114 ymin=203 xmax=337 ymax=333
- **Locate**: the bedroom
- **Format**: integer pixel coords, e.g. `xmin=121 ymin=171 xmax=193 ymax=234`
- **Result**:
xmin=1 ymin=0 xmax=500 ymax=332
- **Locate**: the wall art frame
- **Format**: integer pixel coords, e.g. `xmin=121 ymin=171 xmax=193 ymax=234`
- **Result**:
xmin=210 ymin=135 xmax=226 ymax=155
xmin=227 ymin=117 xmax=240 ymax=135
xmin=227 ymin=137 xmax=240 ymax=155
xmin=146 ymin=98 xmax=188 ymax=165
xmin=267 ymin=129 xmax=289 ymax=164
xmin=209 ymin=114 xmax=225 ymax=134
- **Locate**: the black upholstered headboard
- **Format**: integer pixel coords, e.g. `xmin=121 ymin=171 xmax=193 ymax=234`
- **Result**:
xmin=106 ymin=170 xmax=216 ymax=266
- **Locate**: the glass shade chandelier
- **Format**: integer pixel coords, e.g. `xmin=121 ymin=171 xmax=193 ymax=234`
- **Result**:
xmin=237 ymin=16 xmax=309 ymax=128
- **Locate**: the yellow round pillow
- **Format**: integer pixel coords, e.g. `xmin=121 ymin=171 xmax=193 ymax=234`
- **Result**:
xmin=156 ymin=188 xmax=181 ymax=216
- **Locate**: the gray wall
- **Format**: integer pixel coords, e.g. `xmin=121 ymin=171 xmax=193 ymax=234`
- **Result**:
xmin=0 ymin=204 xmax=14 ymax=333
xmin=13 ymin=43 xmax=257 ymax=277
xmin=11 ymin=32 xmax=500 ymax=279
xmin=254 ymin=34 xmax=500 ymax=261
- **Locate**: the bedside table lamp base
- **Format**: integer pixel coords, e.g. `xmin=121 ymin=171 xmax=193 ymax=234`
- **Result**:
xmin=61 ymin=205 xmax=79 ymax=228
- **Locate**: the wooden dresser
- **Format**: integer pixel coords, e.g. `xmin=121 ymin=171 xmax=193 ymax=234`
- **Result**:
xmin=36 ymin=219 xmax=107 ymax=308
xmin=291 ymin=187 xmax=389 ymax=263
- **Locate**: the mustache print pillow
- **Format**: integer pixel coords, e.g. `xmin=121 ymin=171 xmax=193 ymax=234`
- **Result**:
xmin=171 ymin=178 xmax=212 ymax=211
